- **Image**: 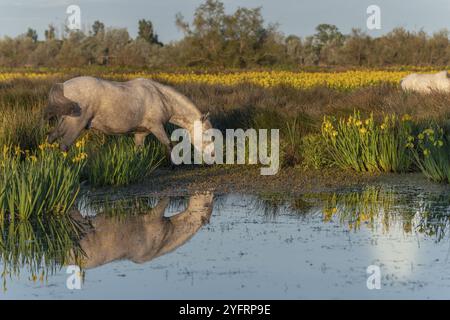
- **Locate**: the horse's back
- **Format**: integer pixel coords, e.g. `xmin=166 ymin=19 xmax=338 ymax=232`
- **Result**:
xmin=64 ymin=76 xmax=153 ymax=108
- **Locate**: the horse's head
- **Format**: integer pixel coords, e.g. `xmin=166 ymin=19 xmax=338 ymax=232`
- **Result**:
xmin=192 ymin=112 xmax=215 ymax=158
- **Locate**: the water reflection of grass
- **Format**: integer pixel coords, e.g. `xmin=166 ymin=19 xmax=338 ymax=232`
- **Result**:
xmin=322 ymin=186 xmax=405 ymax=232
xmin=253 ymin=192 xmax=314 ymax=217
xmin=0 ymin=215 xmax=87 ymax=291
xmin=256 ymin=187 xmax=450 ymax=241
xmin=321 ymin=186 xmax=450 ymax=241
xmin=78 ymin=193 xmax=188 ymax=220
xmin=79 ymin=195 xmax=158 ymax=219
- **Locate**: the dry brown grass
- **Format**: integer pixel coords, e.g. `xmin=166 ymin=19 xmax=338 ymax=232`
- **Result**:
xmin=172 ymin=82 xmax=450 ymax=128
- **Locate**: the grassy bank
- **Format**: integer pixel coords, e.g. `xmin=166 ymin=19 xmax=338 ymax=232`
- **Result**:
xmin=2 ymin=72 xmax=450 ymax=219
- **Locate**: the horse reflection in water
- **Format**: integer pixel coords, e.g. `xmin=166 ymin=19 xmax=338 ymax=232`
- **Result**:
xmin=72 ymin=192 xmax=213 ymax=269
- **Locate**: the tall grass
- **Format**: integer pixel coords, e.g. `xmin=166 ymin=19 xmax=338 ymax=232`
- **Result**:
xmin=300 ymin=134 xmax=332 ymax=169
xmin=0 ymin=142 xmax=86 ymax=221
xmin=321 ymin=112 xmax=413 ymax=173
xmin=83 ymin=136 xmax=164 ymax=187
xmin=0 ymin=103 xmax=48 ymax=151
xmin=282 ymin=117 xmax=303 ymax=166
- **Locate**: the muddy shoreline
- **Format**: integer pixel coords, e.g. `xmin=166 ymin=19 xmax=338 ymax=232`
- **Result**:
xmin=82 ymin=165 xmax=449 ymax=198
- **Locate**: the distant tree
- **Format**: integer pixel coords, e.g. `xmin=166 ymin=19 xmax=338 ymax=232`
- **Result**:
xmin=313 ymin=24 xmax=344 ymax=48
xmin=92 ymin=20 xmax=105 ymax=36
xmin=100 ymin=28 xmax=131 ymax=65
xmin=176 ymin=0 xmax=226 ymax=66
xmin=56 ymin=31 xmax=88 ymax=67
xmin=312 ymin=24 xmax=344 ymax=64
xmin=26 ymin=28 xmax=38 ymax=43
xmin=4 ymin=1 xmax=450 ymax=68
xmin=427 ymin=30 xmax=450 ymax=65
xmin=224 ymin=7 xmax=265 ymax=66
xmin=0 ymin=36 xmax=36 ymax=67
xmin=337 ymin=29 xmax=372 ymax=66
xmin=175 ymin=0 xmax=282 ymax=67
xmin=28 ymin=40 xmax=62 ymax=66
xmin=138 ymin=19 xmax=162 ymax=45
xmin=44 ymin=24 xmax=56 ymax=41
xmin=285 ymin=35 xmax=303 ymax=64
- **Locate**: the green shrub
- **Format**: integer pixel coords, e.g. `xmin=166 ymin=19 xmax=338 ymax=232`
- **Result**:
xmin=83 ymin=136 xmax=164 ymax=187
xmin=321 ymin=112 xmax=413 ymax=173
xmin=300 ymin=134 xmax=332 ymax=169
xmin=0 ymin=142 xmax=85 ymax=221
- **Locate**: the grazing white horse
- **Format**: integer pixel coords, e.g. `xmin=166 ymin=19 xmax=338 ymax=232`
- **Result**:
xmin=400 ymin=71 xmax=450 ymax=93
xmin=44 ymin=76 xmax=213 ymax=156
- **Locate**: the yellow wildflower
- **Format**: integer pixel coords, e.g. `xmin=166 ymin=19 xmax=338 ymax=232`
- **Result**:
xmin=401 ymin=114 xmax=412 ymax=122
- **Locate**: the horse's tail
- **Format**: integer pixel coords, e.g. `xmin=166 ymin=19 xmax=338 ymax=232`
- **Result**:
xmin=43 ymin=83 xmax=81 ymax=121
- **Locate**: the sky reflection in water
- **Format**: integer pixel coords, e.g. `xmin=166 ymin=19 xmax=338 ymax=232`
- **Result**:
xmin=2 ymin=184 xmax=450 ymax=299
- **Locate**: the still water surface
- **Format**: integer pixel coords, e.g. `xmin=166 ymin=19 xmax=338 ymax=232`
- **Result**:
xmin=2 ymin=181 xmax=450 ymax=299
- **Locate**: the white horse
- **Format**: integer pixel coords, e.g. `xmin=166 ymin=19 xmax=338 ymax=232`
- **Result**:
xmin=400 ymin=71 xmax=450 ymax=93
xmin=44 ymin=76 xmax=213 ymax=156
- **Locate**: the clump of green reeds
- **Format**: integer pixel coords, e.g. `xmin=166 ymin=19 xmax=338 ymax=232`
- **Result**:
xmin=300 ymin=134 xmax=332 ymax=169
xmin=0 ymin=141 xmax=86 ymax=221
xmin=83 ymin=136 xmax=164 ymax=187
xmin=321 ymin=111 xmax=413 ymax=173
xmin=409 ymin=125 xmax=450 ymax=183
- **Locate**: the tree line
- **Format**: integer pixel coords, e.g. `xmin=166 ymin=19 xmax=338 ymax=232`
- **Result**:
xmin=2 ymin=0 xmax=450 ymax=69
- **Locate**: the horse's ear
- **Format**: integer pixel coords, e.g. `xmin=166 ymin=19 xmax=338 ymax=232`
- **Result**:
xmin=201 ymin=112 xmax=210 ymax=122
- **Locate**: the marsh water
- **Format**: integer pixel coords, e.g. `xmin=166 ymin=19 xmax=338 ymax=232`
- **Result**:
xmin=3 ymin=178 xmax=450 ymax=299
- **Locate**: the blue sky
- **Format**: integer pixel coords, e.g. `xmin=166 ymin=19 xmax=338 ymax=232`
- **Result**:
xmin=1 ymin=0 xmax=450 ymax=42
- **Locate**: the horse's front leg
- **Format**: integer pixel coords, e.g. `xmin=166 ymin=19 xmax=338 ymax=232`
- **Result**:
xmin=149 ymin=125 xmax=174 ymax=168
xmin=134 ymin=132 xmax=149 ymax=147
xmin=59 ymin=116 xmax=90 ymax=151
xmin=47 ymin=117 xmax=64 ymax=144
